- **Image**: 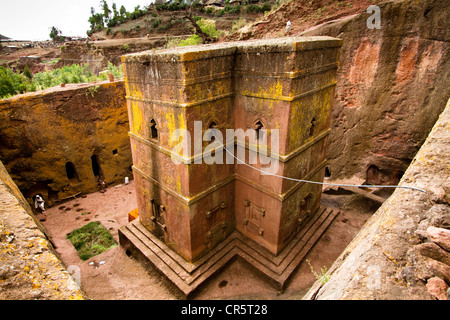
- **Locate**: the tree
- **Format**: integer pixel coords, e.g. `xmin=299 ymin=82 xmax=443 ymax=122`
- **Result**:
xmin=88 ymin=7 xmax=105 ymax=34
xmin=106 ymin=2 xmax=121 ymax=27
xmin=160 ymin=5 xmax=217 ymax=44
xmin=101 ymin=0 xmax=111 ymax=23
xmin=182 ymin=9 xmax=215 ymax=44
xmin=119 ymin=5 xmax=127 ymax=18
xmin=112 ymin=3 xmax=119 ymax=20
xmin=49 ymin=26 xmax=63 ymax=41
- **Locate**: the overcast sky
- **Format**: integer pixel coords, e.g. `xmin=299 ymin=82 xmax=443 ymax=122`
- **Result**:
xmin=0 ymin=0 xmax=152 ymax=40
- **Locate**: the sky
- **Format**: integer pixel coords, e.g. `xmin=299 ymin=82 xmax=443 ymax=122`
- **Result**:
xmin=0 ymin=0 xmax=152 ymax=41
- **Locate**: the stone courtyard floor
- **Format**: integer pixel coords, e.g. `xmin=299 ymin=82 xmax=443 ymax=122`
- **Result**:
xmin=41 ymin=180 xmax=378 ymax=300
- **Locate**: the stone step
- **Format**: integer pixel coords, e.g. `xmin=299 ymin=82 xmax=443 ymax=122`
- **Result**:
xmin=118 ymin=206 xmax=340 ymax=297
xmin=233 ymin=207 xmax=340 ymax=289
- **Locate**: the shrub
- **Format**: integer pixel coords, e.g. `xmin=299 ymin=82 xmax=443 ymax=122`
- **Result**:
xmin=23 ymin=65 xmax=33 ymax=80
xmin=0 ymin=66 xmax=26 ymax=98
xmin=157 ymin=24 xmax=169 ymax=32
xmin=168 ymin=3 xmax=180 ymax=11
xmin=225 ymin=5 xmax=241 ymax=14
xmin=179 ymin=34 xmax=202 ymax=46
xmin=86 ymin=85 xmax=100 ymax=97
xmin=129 ymin=5 xmax=146 ymax=20
xmin=192 ymin=0 xmax=202 ymax=8
xmin=155 ymin=3 xmax=168 ymax=11
xmin=231 ymin=17 xmax=248 ymax=33
xmin=122 ymin=43 xmax=130 ymax=52
xmin=246 ymin=3 xmax=270 ymax=13
xmin=174 ymin=19 xmax=186 ymax=25
xmin=197 ymin=18 xmax=219 ymax=39
xmin=152 ymin=18 xmax=161 ymax=28
xmin=0 ymin=63 xmax=124 ymax=99
xmin=107 ymin=62 xmax=123 ymax=79
xmin=165 ymin=37 xmax=181 ymax=48
xmin=261 ymin=3 xmax=271 ymax=12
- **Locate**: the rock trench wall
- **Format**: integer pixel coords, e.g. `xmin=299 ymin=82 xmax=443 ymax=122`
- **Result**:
xmin=305 ymin=98 xmax=450 ymax=300
xmin=301 ymin=0 xmax=450 ymax=185
xmin=0 ymin=159 xmax=85 ymax=299
xmin=0 ymin=80 xmax=132 ymax=208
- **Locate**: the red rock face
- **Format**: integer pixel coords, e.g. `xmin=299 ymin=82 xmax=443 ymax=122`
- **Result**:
xmin=123 ymin=37 xmax=341 ymax=262
xmin=301 ymin=0 xmax=450 ymax=185
xmin=395 ymin=37 xmax=419 ymax=85
xmin=349 ymin=38 xmax=380 ymax=89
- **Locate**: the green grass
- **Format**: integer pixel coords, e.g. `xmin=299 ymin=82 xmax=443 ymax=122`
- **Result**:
xmin=66 ymin=221 xmax=117 ymax=260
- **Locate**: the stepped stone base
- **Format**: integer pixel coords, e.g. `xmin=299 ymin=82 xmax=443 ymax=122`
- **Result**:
xmin=118 ymin=207 xmax=340 ymax=298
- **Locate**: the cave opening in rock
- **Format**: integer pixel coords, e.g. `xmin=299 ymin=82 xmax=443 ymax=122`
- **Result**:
xmin=366 ymin=164 xmax=380 ymax=185
xmin=26 ymin=180 xmax=59 ymax=208
xmin=91 ymin=155 xmax=104 ymax=180
xmin=65 ymin=162 xmax=79 ymax=182
xmin=325 ymin=166 xmax=331 ymax=178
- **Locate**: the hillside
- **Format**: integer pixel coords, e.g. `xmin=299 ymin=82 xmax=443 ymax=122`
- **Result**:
xmin=89 ymin=1 xmax=276 ymax=40
xmin=88 ymin=0 xmax=387 ymax=42
xmin=0 ymin=0 xmax=386 ymax=75
xmin=0 ymin=1 xmax=275 ymax=74
xmin=223 ymin=0 xmax=387 ymax=40
xmin=68 ymin=0 xmax=390 ymax=70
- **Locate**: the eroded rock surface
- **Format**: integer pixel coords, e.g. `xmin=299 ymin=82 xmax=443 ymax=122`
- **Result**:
xmin=301 ymin=0 xmax=450 ymax=185
xmin=305 ymin=98 xmax=450 ymax=300
xmin=0 ymin=80 xmax=132 ymax=207
xmin=0 ymin=160 xmax=85 ymax=299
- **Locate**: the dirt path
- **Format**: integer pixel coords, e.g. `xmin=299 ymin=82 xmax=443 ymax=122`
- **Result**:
xmin=40 ymin=180 xmax=376 ymax=300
